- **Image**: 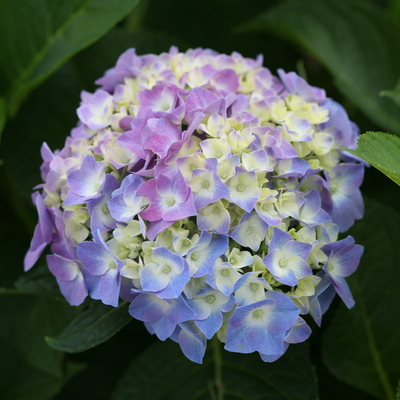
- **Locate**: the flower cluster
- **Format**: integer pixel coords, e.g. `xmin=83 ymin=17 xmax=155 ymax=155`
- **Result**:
xmin=25 ymin=47 xmax=365 ymax=363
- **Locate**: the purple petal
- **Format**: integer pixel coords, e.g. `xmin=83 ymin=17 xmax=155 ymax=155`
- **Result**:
xmin=98 ymin=269 xmax=121 ymax=307
xmin=46 ymin=254 xmax=78 ymax=281
xmin=24 ymin=223 xmax=48 ymax=271
xmin=67 ymin=154 xmax=104 ymax=198
xmin=77 ymin=241 xmax=114 ymax=275
xmin=57 ymin=273 xmax=88 ymax=306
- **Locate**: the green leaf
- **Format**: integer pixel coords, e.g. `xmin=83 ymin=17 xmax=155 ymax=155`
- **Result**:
xmin=112 ymin=338 xmax=318 ymax=400
xmin=380 ymin=79 xmax=400 ymax=108
xmin=0 ymin=0 xmax=139 ymax=117
xmin=0 ymin=293 xmax=83 ymax=400
xmin=322 ymin=198 xmax=400 ymax=400
xmin=46 ymin=301 xmax=132 ymax=353
xmin=344 ymin=132 xmax=400 ymax=187
xmin=239 ymin=0 xmax=400 ymax=134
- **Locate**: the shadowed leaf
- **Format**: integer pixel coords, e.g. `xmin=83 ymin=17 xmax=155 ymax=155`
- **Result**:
xmin=0 ymin=293 xmax=83 ymax=400
xmin=112 ymin=339 xmax=317 ymax=400
xmin=322 ymin=198 xmax=400 ymax=399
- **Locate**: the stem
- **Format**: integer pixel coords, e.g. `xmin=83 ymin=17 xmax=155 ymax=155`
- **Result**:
xmin=212 ymin=335 xmax=224 ymax=400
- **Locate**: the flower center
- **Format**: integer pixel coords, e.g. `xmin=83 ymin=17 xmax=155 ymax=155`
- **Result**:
xmin=165 ymin=230 xmax=172 ymax=236
xmin=222 ymin=269 xmax=229 ymax=277
xmin=230 ymin=257 xmax=236 ymax=265
xmin=186 ymin=221 xmax=196 ymax=230
xmin=190 ymin=164 xmax=197 ymax=171
xmin=108 ymin=261 xmax=116 ymax=269
xmin=166 ymin=198 xmax=175 ymax=207
xmin=75 ymin=224 xmax=82 ymax=230
xmin=162 ymin=265 xmax=171 ymax=273
xmin=191 ymin=252 xmax=199 ymax=260
xmin=247 ymin=227 xmax=254 ymax=234
xmin=327 ymin=263 xmax=335 ymax=271
xmin=102 ymin=205 xmax=110 ymax=214
xmin=237 ymin=184 xmax=245 ymax=192
xmin=94 ymin=183 xmax=100 ymax=191
xmin=122 ymin=157 xmax=129 ymax=164
xmin=250 ymin=283 xmax=259 ymax=291
xmin=331 ymin=184 xmax=338 ymax=193
xmin=253 ymin=310 xmax=263 ymax=318
xmin=183 ymin=239 xmax=191 ymax=246
xmin=202 ymin=180 xmax=210 ymax=188
xmin=215 ymin=151 xmax=222 ymax=158
xmin=206 ymin=295 xmax=215 ymax=304
xmin=262 ymin=203 xmax=270 ymax=211
xmin=213 ymin=207 xmax=221 ymax=214
xmin=220 ymin=172 xmax=227 ymax=179
xmin=279 ymin=259 xmax=288 ymax=267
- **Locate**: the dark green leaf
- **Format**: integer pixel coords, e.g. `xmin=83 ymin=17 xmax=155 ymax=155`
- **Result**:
xmin=0 ymin=294 xmax=80 ymax=376
xmin=322 ymin=198 xmax=400 ymax=400
xmin=344 ymin=132 xmax=400 ymax=186
xmin=0 ymin=293 xmax=83 ymax=400
xmin=380 ymin=79 xmax=400 ymax=108
xmin=0 ymin=338 xmax=83 ymax=400
xmin=112 ymin=339 xmax=317 ymax=400
xmin=239 ymin=0 xmax=400 ymax=134
xmin=0 ymin=0 xmax=139 ymax=116
xmin=13 ymin=264 xmax=65 ymax=300
xmin=0 ymin=96 xmax=5 ymax=140
xmin=46 ymin=301 xmax=132 ymax=353
xmin=397 ymin=380 xmax=400 ymax=400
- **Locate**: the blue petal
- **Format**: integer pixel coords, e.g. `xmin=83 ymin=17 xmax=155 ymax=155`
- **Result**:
xmin=150 ymin=315 xmax=176 ymax=340
xmin=165 ymin=296 xmax=196 ymax=324
xmin=247 ymin=323 xmax=285 ymax=355
xmin=178 ymin=321 xmax=207 ymax=364
xmin=195 ymin=310 xmax=223 ymax=339
xmin=129 ymin=293 xmax=165 ymax=321
xmin=225 ymin=325 xmax=254 ymax=354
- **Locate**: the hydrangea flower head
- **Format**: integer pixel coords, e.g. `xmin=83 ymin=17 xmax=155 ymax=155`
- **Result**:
xmin=25 ymin=46 xmax=365 ymax=364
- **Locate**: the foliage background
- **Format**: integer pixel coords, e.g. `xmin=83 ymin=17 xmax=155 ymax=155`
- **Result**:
xmin=1 ymin=0 xmax=400 ymax=399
